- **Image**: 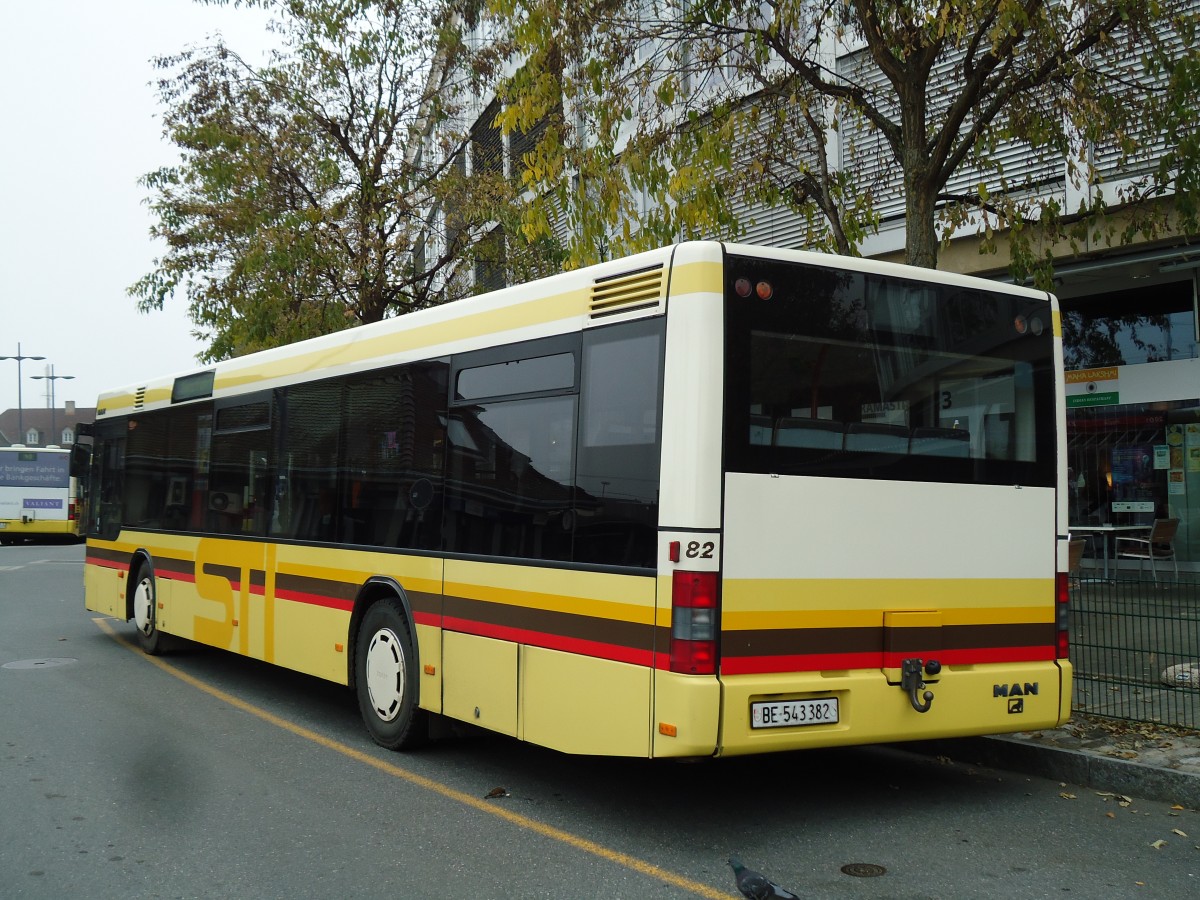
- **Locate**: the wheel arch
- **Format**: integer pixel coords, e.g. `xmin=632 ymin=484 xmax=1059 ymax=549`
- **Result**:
xmin=348 ymin=576 xmax=418 ymax=693
xmin=125 ymin=548 xmax=157 ymax=622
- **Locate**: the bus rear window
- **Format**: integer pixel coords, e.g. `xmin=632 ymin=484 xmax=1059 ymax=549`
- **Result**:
xmin=724 ymin=256 xmax=1056 ymax=487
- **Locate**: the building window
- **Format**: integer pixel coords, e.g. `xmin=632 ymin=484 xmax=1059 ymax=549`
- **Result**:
xmin=61 ymin=427 xmax=74 ymax=444
xmin=25 ymin=428 xmax=39 ymax=445
xmin=1062 ymin=280 xmax=1199 ymax=369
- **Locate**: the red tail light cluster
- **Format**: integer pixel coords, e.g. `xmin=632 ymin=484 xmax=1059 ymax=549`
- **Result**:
xmin=670 ymin=571 xmax=718 ymax=674
xmin=1055 ymin=572 xmax=1070 ymax=659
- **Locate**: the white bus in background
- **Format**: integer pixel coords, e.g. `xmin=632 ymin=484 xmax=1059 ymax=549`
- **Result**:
xmin=0 ymin=445 xmax=82 ymax=544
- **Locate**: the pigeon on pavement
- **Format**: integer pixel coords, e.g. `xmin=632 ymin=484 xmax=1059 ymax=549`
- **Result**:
xmin=728 ymin=856 xmax=800 ymax=900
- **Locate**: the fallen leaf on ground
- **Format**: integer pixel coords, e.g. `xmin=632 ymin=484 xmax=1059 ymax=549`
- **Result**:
xmin=1171 ymin=829 xmax=1188 ymax=838
xmin=1060 ymin=792 xmax=1077 ymax=800
xmin=1150 ymin=840 xmax=1167 ymax=850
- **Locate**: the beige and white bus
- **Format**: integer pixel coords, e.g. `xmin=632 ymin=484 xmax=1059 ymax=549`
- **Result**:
xmin=1 ymin=445 xmax=82 ymax=543
xmin=82 ymin=241 xmax=1071 ymax=756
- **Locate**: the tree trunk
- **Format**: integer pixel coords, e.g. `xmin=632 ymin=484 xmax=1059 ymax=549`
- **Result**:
xmin=903 ymin=166 xmax=940 ymax=270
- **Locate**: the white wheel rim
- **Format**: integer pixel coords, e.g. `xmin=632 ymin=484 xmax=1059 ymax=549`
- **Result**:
xmin=133 ymin=578 xmax=154 ymax=636
xmin=365 ymin=628 xmax=406 ymax=722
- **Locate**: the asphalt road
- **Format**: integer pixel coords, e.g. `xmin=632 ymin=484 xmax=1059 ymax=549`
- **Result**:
xmin=2 ymin=542 xmax=1198 ymax=899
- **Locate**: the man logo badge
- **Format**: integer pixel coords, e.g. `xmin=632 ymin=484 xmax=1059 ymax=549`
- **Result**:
xmin=1008 ymin=698 xmax=1024 ymax=714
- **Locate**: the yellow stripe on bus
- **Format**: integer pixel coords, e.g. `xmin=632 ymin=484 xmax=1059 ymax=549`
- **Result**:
xmin=216 ymin=287 xmax=595 ymax=393
xmin=667 ymin=260 xmax=723 ymax=297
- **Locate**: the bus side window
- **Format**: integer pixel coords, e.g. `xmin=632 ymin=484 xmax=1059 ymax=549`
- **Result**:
xmin=123 ymin=415 xmax=170 ymax=528
xmin=209 ymin=399 xmax=275 ymax=536
xmin=574 ymin=320 xmax=663 ymax=568
xmin=91 ymin=425 xmax=125 ymax=540
xmin=274 ymin=382 xmax=341 ymax=542
xmin=342 ymin=361 xmax=448 ymax=551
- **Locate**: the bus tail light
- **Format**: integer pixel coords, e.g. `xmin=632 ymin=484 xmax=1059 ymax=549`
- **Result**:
xmin=68 ymin=499 xmax=77 ymax=522
xmin=670 ymin=571 xmax=718 ymax=675
xmin=1055 ymin=572 xmax=1070 ymax=659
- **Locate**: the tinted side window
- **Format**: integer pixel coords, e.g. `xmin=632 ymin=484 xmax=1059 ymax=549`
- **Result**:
xmin=209 ymin=396 xmax=275 ymax=536
xmin=445 ymin=395 xmax=577 ymax=560
xmin=342 ymin=362 xmax=448 ymax=550
xmin=123 ymin=414 xmax=170 ymax=528
xmin=274 ymin=382 xmax=342 ymax=542
xmin=90 ymin=421 xmax=126 ymax=540
xmin=574 ymin=320 xmax=663 ymax=567
xmin=446 ymin=338 xmax=580 ymax=561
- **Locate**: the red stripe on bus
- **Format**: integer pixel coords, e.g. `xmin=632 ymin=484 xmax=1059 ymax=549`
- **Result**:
xmin=442 ymin=615 xmax=654 ymax=668
xmin=157 ymin=571 xmax=197 ymax=585
xmin=85 ymin=556 xmax=129 ymax=572
xmin=275 ymin=588 xmax=354 ymax=612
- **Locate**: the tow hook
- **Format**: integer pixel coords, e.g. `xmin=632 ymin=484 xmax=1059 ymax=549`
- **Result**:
xmin=901 ymin=658 xmax=939 ymax=713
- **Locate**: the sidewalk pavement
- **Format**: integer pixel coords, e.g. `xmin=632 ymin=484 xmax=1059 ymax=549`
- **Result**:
xmin=908 ymin=716 xmax=1200 ymax=810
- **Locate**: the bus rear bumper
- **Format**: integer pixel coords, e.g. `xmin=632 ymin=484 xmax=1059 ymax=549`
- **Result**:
xmin=716 ymin=660 xmax=1072 ymax=757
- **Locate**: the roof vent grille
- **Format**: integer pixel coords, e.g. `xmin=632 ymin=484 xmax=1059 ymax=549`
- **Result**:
xmin=134 ymin=387 xmax=146 ymax=409
xmin=589 ymin=264 xmax=664 ymax=319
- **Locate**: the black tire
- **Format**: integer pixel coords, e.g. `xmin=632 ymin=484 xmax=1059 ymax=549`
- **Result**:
xmin=355 ymin=597 xmax=428 ymax=750
xmin=130 ymin=564 xmax=168 ymax=655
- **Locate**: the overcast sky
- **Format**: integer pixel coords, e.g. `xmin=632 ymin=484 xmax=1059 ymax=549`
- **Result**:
xmin=0 ymin=0 xmax=277 ymax=419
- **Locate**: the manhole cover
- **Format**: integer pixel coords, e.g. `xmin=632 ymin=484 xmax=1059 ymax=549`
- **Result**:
xmin=2 ymin=658 xmax=78 ymax=670
xmin=841 ymin=863 xmax=887 ymax=878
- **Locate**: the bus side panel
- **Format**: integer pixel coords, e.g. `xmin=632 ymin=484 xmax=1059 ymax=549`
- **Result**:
xmin=83 ymin=542 xmax=128 ymax=619
xmin=443 ymin=631 xmax=518 ymax=736
xmin=521 ymin=646 xmax=651 ymax=756
xmin=443 ymin=558 xmax=658 ymax=751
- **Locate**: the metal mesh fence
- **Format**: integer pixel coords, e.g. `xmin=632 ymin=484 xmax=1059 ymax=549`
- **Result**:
xmin=1070 ymin=575 xmax=1200 ymax=728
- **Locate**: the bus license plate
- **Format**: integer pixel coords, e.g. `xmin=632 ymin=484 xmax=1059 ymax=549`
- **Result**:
xmin=751 ymin=698 xmax=839 ymax=729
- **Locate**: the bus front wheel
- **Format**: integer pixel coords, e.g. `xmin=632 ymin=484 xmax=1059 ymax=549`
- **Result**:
xmin=131 ymin=565 xmax=167 ymax=655
xmin=355 ymin=598 xmax=428 ymax=751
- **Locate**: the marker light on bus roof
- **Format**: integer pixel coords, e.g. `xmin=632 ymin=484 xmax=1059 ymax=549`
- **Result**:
xmin=733 ymin=277 xmax=773 ymax=300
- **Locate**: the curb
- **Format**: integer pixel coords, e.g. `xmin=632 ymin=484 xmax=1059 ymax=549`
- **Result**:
xmin=905 ymin=735 xmax=1200 ymax=809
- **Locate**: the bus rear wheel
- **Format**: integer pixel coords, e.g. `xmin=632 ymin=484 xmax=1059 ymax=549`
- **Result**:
xmin=355 ymin=598 xmax=428 ymax=750
xmin=131 ymin=565 xmax=167 ymax=655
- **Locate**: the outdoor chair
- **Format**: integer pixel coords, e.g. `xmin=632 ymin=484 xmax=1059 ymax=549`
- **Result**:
xmin=1114 ymin=517 xmax=1181 ymax=584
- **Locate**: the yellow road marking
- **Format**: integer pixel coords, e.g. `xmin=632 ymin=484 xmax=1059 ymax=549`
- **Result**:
xmin=93 ymin=618 xmax=733 ymax=899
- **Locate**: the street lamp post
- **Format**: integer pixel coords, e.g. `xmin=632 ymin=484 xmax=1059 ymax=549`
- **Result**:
xmin=0 ymin=343 xmax=47 ymax=442
xmin=30 ymin=366 xmax=75 ymax=446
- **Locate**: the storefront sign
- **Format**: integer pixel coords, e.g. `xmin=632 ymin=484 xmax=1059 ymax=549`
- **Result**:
xmin=1065 ymin=367 xmax=1120 ymax=407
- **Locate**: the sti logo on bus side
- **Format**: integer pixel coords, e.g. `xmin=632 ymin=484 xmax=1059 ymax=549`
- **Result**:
xmin=994 ymin=682 xmax=1039 ymax=714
